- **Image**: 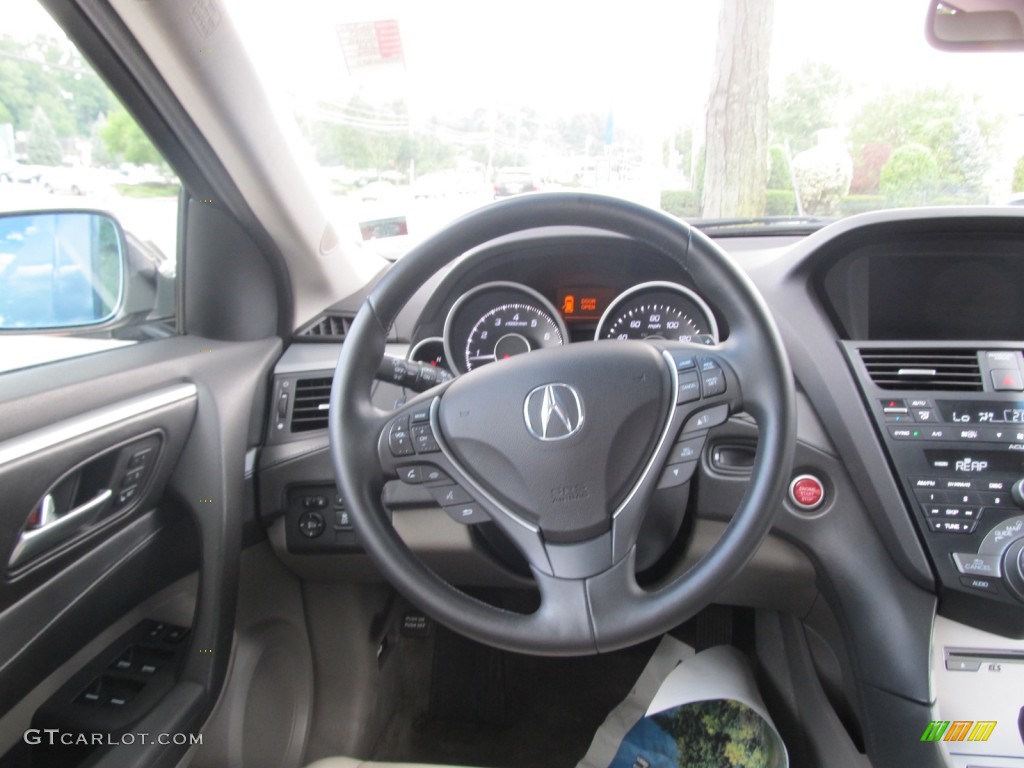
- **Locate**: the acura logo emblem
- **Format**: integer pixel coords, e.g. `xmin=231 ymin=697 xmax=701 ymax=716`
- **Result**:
xmin=523 ymin=383 xmax=584 ymax=441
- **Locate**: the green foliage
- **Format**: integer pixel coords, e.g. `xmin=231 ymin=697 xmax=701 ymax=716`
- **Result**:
xmin=27 ymin=107 xmax=61 ymax=165
xmin=101 ymin=106 xmax=163 ymax=167
xmin=767 ymin=146 xmax=790 ymax=190
xmin=770 ymin=62 xmax=849 ymax=154
xmin=850 ymin=142 xmax=892 ymax=195
xmin=765 ymin=189 xmax=797 ymax=215
xmin=0 ymin=34 xmax=113 ymax=137
xmin=652 ymin=700 xmax=778 ymax=768
xmin=1013 ymin=156 xmax=1024 ymax=193
xmin=114 ymin=182 xmax=180 ymax=198
xmin=839 ymin=194 xmax=889 ymax=215
xmin=849 ymin=87 xmax=996 ymax=197
xmin=880 ymin=143 xmax=939 ymax=206
xmin=660 ymin=190 xmax=701 ymax=218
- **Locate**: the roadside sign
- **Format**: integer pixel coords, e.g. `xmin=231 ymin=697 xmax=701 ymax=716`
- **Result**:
xmin=336 ymin=20 xmax=405 ymax=72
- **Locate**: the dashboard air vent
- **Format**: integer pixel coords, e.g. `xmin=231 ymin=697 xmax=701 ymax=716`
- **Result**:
xmin=297 ymin=314 xmax=352 ymax=341
xmin=860 ymin=349 xmax=982 ymax=391
xmin=291 ymin=377 xmax=332 ymax=432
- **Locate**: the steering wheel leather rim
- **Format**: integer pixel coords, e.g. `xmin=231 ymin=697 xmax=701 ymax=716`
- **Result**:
xmin=329 ymin=192 xmax=795 ymax=655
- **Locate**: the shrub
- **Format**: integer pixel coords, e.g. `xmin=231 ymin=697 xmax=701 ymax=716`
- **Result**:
xmin=661 ymin=190 xmax=701 ymax=218
xmin=880 ymin=143 xmax=938 ymax=206
xmin=765 ymin=190 xmax=797 ymax=216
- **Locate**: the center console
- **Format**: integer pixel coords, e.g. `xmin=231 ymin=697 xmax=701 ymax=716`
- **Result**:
xmin=847 ymin=343 xmax=1024 ymax=636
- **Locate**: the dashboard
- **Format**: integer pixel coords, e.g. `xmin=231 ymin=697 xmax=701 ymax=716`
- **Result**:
xmin=262 ymin=208 xmax=1024 ymax=767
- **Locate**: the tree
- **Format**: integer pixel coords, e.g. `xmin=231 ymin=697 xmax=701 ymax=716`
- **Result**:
xmin=101 ymin=105 xmax=163 ymax=166
xmin=880 ymin=143 xmax=938 ymax=206
xmin=1013 ymin=156 xmax=1024 ymax=194
xmin=27 ymin=106 xmax=61 ymax=165
xmin=770 ymin=61 xmax=849 ymax=154
xmin=701 ymin=0 xmax=775 ymax=218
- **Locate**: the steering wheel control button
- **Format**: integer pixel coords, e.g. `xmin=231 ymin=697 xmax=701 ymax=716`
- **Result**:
xmin=682 ymin=404 xmax=729 ymax=434
xmin=411 ymin=424 xmax=440 ymax=453
xmin=671 ymin=437 xmax=705 ymax=463
xmin=698 ymin=359 xmax=727 ymax=397
xmin=298 ymin=511 xmax=325 ymax=538
xmin=410 ymin=407 xmax=430 ymax=424
xmin=657 ymin=461 xmax=697 ymax=489
xmin=676 ymin=371 xmax=701 ymax=404
xmin=430 ymin=485 xmax=473 ymax=507
xmin=444 ymin=503 xmax=489 ymax=525
xmin=789 ymin=475 xmax=825 ymax=511
xmin=400 ymin=466 xmax=423 ymax=484
xmin=952 ymin=552 xmax=1002 ymax=578
xmin=670 ymin=353 xmax=697 ymax=371
xmin=388 ymin=417 xmax=414 ymax=456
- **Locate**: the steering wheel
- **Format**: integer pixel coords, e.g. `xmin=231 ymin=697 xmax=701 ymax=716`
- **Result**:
xmin=329 ymin=193 xmax=795 ymax=655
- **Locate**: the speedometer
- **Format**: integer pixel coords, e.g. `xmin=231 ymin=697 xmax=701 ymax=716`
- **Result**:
xmin=444 ymin=282 xmax=569 ymax=374
xmin=596 ymin=281 xmax=719 ymax=343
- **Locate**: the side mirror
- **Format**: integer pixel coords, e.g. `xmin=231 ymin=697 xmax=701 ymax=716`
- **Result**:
xmin=926 ymin=0 xmax=1024 ymax=51
xmin=0 ymin=210 xmax=126 ymax=330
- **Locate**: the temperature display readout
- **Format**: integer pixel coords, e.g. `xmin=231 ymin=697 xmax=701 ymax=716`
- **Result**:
xmin=937 ymin=400 xmax=1024 ymax=424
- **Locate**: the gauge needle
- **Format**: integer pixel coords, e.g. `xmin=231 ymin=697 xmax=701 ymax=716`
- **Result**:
xmin=468 ymin=354 xmax=497 ymax=361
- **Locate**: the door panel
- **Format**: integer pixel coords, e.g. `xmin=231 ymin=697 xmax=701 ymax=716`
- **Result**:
xmin=0 ymin=335 xmax=281 ymax=767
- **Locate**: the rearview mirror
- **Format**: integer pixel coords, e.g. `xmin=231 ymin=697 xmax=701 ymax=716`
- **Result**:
xmin=0 ymin=210 xmax=125 ymax=330
xmin=926 ymin=0 xmax=1024 ymax=51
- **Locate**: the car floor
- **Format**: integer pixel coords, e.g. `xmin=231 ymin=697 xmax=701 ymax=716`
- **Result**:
xmin=367 ymin=606 xmax=746 ymax=768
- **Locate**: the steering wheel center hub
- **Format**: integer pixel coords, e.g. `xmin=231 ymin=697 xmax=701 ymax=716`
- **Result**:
xmin=437 ymin=341 xmax=672 ymax=542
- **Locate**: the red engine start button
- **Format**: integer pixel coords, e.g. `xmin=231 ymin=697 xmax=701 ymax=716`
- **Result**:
xmin=789 ymin=474 xmax=825 ymax=510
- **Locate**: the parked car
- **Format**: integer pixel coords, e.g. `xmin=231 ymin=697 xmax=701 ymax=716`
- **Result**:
xmin=492 ymin=167 xmax=539 ymax=198
xmin=3 ymin=2 xmax=1024 ymax=768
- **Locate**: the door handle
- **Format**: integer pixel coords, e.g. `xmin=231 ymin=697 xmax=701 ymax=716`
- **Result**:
xmin=9 ymin=489 xmax=113 ymax=569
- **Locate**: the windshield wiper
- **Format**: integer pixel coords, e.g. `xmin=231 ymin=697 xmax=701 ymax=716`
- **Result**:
xmin=688 ymin=215 xmax=834 ymax=236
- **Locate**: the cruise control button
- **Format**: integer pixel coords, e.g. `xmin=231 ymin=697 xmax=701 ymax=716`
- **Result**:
xmin=444 ymin=503 xmax=490 ymax=525
xmin=700 ymin=366 xmax=726 ymax=397
xmin=430 ymin=485 xmax=473 ymax=507
xmin=676 ymin=371 xmax=701 ymax=404
xmin=411 ymin=424 xmax=440 ymax=453
xmin=952 ymin=552 xmax=1002 ymax=578
xmin=670 ymin=352 xmax=697 ymax=371
xmin=671 ymin=436 xmax=705 ymax=463
xmin=682 ymin=404 xmax=729 ymax=434
xmin=657 ymin=461 xmax=697 ymax=489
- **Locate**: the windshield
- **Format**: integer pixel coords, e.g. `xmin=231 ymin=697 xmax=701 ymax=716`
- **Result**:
xmin=227 ymin=0 xmax=1024 ymax=249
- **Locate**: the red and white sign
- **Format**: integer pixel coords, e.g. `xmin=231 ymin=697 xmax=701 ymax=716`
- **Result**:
xmin=337 ymin=20 xmax=405 ymax=72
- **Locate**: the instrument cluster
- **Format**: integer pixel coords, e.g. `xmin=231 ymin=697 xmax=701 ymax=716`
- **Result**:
xmin=410 ymin=279 xmax=719 ymax=377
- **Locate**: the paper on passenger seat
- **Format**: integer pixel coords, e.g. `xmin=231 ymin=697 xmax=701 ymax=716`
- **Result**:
xmin=577 ymin=636 xmax=788 ymax=768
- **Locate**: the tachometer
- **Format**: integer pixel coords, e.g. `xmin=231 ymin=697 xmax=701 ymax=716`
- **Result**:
xmin=444 ymin=282 xmax=568 ymax=374
xmin=596 ymin=281 xmax=718 ymax=343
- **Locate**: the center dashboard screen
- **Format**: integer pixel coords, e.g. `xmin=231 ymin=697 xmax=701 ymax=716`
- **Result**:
xmin=868 ymin=252 xmax=1024 ymax=340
